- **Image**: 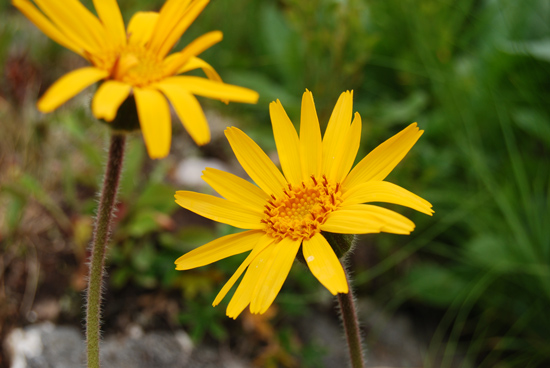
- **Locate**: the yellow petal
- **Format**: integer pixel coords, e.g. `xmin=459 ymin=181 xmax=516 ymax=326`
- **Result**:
xmin=175 ymin=191 xmax=263 ymax=229
xmin=127 ymin=11 xmax=159 ymax=46
xmin=300 ymin=89 xmax=322 ymax=180
xmin=156 ymin=0 xmax=210 ymax=58
xmin=64 ymin=0 xmax=107 ymax=49
xmin=134 ymin=87 xmax=171 ymax=159
xmin=225 ymin=127 xmax=287 ymax=198
xmin=249 ymin=237 xmax=301 ymax=314
xmin=148 ymin=0 xmax=192 ymax=54
xmin=37 ymin=67 xmax=108 ymax=112
xmin=322 ymin=204 xmax=415 ymax=235
xmin=161 ymin=76 xmax=258 ymax=103
xmin=342 ymin=181 xmax=434 ymax=215
xmin=144 ymin=0 xmax=188 ymax=50
xmin=270 ymin=100 xmax=302 ymax=185
xmin=343 ymin=123 xmax=423 ymax=190
xmin=202 ymin=168 xmax=269 ymax=212
xmin=34 ymin=0 xmax=105 ymax=53
xmin=213 ymin=234 xmax=274 ymax=307
xmin=226 ymin=238 xmax=276 ymax=319
xmin=178 ymin=57 xmax=222 ymax=82
xmin=176 ymin=57 xmax=229 ymax=103
xmin=360 ymin=204 xmax=416 ymax=234
xmin=93 ymin=0 xmax=125 ymax=48
xmin=12 ymin=0 xmax=83 ymax=56
xmin=162 ymin=31 xmax=223 ymax=76
xmin=91 ymin=80 xmax=131 ymax=122
xmin=334 ymin=112 xmax=362 ymax=182
xmin=322 ymin=91 xmax=353 ymax=181
xmin=303 ymin=234 xmax=348 ymax=294
xmin=175 ymin=230 xmax=264 ymax=270
xmin=321 ymin=210 xmax=381 ymax=234
xmin=153 ymin=81 xmax=210 ymax=145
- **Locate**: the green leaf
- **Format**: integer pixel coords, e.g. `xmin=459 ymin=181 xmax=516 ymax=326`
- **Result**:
xmin=5 ymin=195 xmax=26 ymax=234
xmin=5 ymin=173 xmax=72 ymax=231
xmin=175 ymin=227 xmax=218 ymax=252
xmin=177 ymin=273 xmax=215 ymax=299
xmin=465 ymin=234 xmax=515 ymax=270
xmin=405 ymin=264 xmax=466 ymax=307
xmin=134 ymin=182 xmax=178 ymax=213
xmin=158 ymin=232 xmax=179 ymax=249
xmin=126 ymin=210 xmax=160 ymax=237
xmin=209 ymin=321 xmax=228 ymax=341
xmin=512 ymin=108 xmax=550 ymax=147
xmin=131 ymin=242 xmax=156 ymax=271
xmin=111 ymin=267 xmax=132 ymax=289
xmin=260 ymin=3 xmax=302 ymax=84
xmin=134 ymin=273 xmax=157 ymax=288
xmin=118 ymin=138 xmax=145 ymax=200
xmin=504 ymin=39 xmax=550 ymax=62
xmin=372 ymin=91 xmax=429 ymax=127
xmin=225 ymin=71 xmax=295 ymax=108
xmin=61 ymin=113 xmax=103 ymax=168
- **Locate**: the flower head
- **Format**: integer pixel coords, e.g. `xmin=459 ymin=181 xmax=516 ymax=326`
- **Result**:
xmin=13 ymin=0 xmax=259 ymax=158
xmin=175 ymin=90 xmax=433 ymax=318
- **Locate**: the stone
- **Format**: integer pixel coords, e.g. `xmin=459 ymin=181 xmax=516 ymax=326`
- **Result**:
xmin=5 ymin=322 xmax=84 ymax=368
xmin=174 ymin=157 xmax=229 ymax=189
xmin=5 ymin=323 xmax=249 ymax=368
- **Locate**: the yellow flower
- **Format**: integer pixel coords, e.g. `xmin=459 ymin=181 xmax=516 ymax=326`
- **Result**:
xmin=13 ymin=0 xmax=259 ymax=158
xmin=175 ymin=90 xmax=433 ymax=318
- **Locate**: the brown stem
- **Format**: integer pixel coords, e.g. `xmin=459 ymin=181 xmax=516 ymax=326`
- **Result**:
xmin=86 ymin=133 xmax=126 ymax=368
xmin=337 ymin=265 xmax=365 ymax=368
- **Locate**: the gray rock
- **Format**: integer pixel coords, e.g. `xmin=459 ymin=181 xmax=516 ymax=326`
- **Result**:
xmin=298 ymin=311 xmax=349 ymax=367
xmin=5 ymin=323 xmax=249 ymax=368
xmin=5 ymin=322 xmax=84 ymax=368
xmin=100 ymin=328 xmax=193 ymax=368
xmin=174 ymin=157 xmax=229 ymax=189
xmin=298 ymin=298 xmax=429 ymax=367
xmin=357 ymin=298 xmax=425 ymax=367
xmin=187 ymin=347 xmax=251 ymax=368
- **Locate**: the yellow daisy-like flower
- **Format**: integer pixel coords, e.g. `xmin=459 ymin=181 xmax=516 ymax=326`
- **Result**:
xmin=175 ymin=90 xmax=433 ymax=318
xmin=13 ymin=0 xmax=259 ymax=158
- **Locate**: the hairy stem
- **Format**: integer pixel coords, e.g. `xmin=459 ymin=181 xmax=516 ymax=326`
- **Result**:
xmin=338 ymin=265 xmax=365 ymax=368
xmin=86 ymin=133 xmax=126 ymax=368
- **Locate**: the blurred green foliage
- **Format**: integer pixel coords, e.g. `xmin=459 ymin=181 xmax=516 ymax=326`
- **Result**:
xmin=1 ymin=0 xmax=549 ymax=367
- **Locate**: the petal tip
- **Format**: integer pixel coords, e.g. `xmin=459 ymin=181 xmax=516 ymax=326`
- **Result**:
xmin=211 ymin=30 xmax=223 ymax=41
xmin=302 ymin=89 xmax=313 ymax=99
xmin=250 ymin=90 xmax=260 ymax=103
xmin=36 ymin=99 xmax=53 ymax=113
xmin=195 ymin=137 xmax=210 ymax=146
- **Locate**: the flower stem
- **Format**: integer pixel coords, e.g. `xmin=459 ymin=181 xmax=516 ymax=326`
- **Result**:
xmin=338 ymin=265 xmax=365 ymax=368
xmin=86 ymin=133 xmax=126 ymax=368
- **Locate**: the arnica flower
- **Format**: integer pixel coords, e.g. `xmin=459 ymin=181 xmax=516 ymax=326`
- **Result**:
xmin=175 ymin=90 xmax=433 ymax=318
xmin=13 ymin=0 xmax=259 ymax=158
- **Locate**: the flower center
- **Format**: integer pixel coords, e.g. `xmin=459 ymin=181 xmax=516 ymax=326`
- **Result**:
xmin=90 ymin=45 xmax=166 ymax=87
xmin=262 ymin=175 xmax=343 ymax=241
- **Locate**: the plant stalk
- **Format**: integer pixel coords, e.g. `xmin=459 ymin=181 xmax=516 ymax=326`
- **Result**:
xmin=86 ymin=133 xmax=126 ymax=368
xmin=338 ymin=265 xmax=365 ymax=368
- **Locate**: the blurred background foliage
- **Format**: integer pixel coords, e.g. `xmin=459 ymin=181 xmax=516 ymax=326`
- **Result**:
xmin=1 ymin=0 xmax=549 ymax=367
